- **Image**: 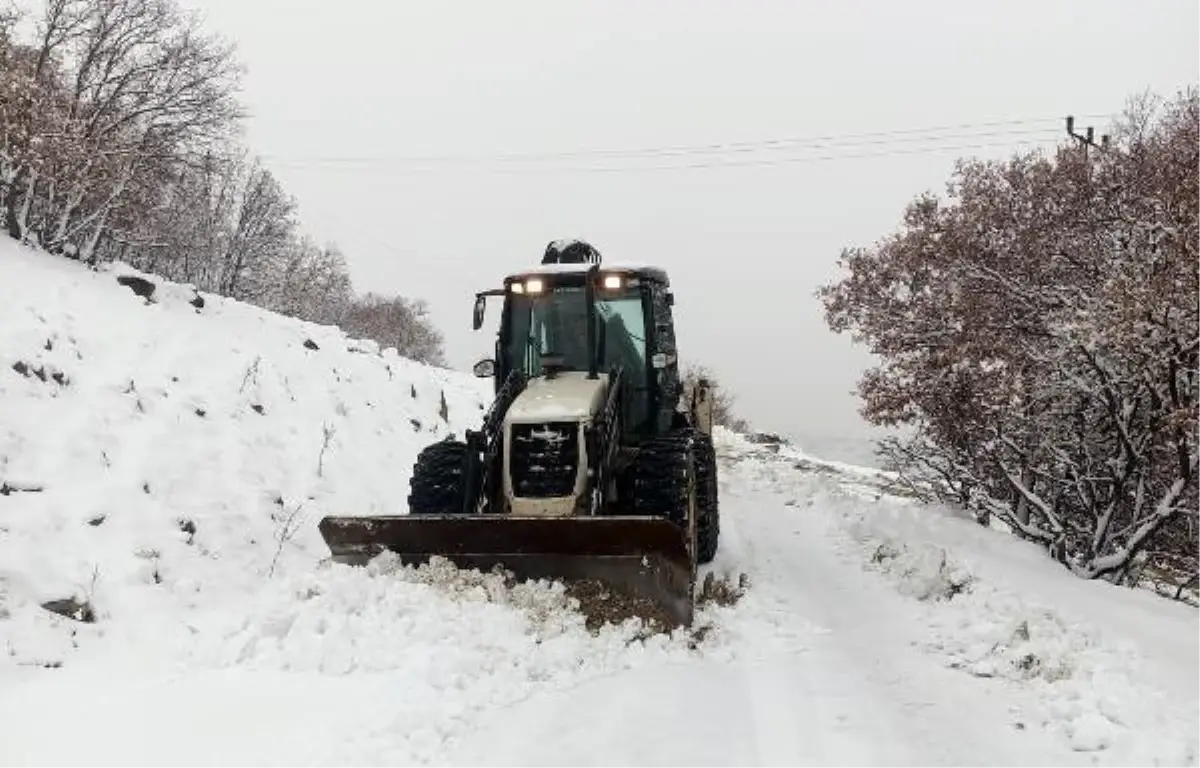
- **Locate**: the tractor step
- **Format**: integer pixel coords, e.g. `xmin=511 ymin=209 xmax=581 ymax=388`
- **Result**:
xmin=318 ymin=514 xmax=697 ymax=627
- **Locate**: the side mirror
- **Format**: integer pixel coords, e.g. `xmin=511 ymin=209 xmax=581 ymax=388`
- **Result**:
xmin=472 ymin=294 xmax=487 ymax=330
xmin=472 ymin=358 xmax=496 ymax=378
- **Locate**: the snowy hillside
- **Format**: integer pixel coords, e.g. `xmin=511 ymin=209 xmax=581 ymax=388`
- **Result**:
xmin=0 ymin=242 xmax=1196 ymax=766
xmin=0 ymin=241 xmax=492 ymax=664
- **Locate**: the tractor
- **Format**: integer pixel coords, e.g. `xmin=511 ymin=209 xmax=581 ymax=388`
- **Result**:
xmin=318 ymin=239 xmax=720 ymax=626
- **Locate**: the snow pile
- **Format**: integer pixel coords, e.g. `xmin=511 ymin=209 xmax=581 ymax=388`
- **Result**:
xmin=189 ymin=557 xmax=690 ymax=764
xmin=0 ymin=241 xmax=492 ymax=670
xmin=726 ymin=434 xmax=1198 ymax=765
xmin=171 ymin=551 xmax=796 ymax=765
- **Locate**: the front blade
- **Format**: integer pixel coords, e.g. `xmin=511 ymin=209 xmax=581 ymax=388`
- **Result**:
xmin=317 ymin=515 xmax=696 ymax=627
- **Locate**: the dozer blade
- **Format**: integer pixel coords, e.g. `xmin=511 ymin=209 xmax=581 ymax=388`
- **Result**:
xmin=317 ymin=515 xmax=696 ymax=627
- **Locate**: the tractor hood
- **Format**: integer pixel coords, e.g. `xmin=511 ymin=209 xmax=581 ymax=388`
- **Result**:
xmin=506 ymin=371 xmax=607 ymax=424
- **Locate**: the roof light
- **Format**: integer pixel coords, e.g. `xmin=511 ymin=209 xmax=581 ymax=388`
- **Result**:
xmin=601 ymin=274 xmax=623 ymax=290
xmin=510 ymin=282 xmax=524 ymax=294
xmin=525 ymin=278 xmax=545 ymax=294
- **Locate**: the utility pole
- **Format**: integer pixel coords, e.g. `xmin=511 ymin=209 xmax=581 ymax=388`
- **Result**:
xmin=1065 ymin=115 xmax=1109 ymax=163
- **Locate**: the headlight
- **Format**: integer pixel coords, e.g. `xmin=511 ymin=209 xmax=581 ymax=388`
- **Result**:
xmin=509 ymin=278 xmax=546 ymax=294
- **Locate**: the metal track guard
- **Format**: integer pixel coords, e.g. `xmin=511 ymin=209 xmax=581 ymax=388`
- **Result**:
xmin=317 ymin=514 xmax=697 ymax=627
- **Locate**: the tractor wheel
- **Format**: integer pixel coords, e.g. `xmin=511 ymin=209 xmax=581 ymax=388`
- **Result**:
xmin=692 ymin=431 xmax=721 ymax=565
xmin=407 ymin=439 xmax=480 ymax=515
xmin=632 ymin=431 xmax=698 ymax=557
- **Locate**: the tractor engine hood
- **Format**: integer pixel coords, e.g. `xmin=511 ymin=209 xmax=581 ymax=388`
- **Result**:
xmin=506 ymin=371 xmax=607 ymax=424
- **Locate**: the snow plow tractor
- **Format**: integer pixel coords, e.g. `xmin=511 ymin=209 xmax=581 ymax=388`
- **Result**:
xmin=318 ymin=239 xmax=720 ymax=627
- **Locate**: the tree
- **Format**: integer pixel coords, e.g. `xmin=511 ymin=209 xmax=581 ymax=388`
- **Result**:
xmin=0 ymin=0 xmax=449 ymax=374
xmin=338 ymin=292 xmax=447 ymax=367
xmin=679 ymin=363 xmax=747 ymax=432
xmin=267 ymin=239 xmax=353 ymax=325
xmin=2 ymin=0 xmax=241 ymax=259
xmin=819 ymin=89 xmax=1198 ymax=593
xmin=218 ymin=159 xmax=296 ymax=301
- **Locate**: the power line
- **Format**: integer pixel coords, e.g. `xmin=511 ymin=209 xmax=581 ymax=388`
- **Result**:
xmin=578 ymin=138 xmax=1062 ymax=173
xmin=264 ymin=136 xmax=1066 ymax=177
xmin=266 ymin=127 xmax=1064 ymax=169
xmin=258 ymin=113 xmax=1113 ymax=169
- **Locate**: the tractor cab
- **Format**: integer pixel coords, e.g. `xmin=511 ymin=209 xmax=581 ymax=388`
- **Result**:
xmin=472 ymin=242 xmax=683 ymax=438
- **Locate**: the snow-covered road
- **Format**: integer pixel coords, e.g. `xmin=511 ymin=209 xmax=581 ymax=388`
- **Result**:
xmin=0 ymin=443 xmax=1075 ymax=767
xmin=443 ymin=449 xmax=1090 ymax=767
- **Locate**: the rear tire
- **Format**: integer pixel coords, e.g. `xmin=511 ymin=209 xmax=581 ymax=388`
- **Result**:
xmin=408 ymin=439 xmax=480 ymax=515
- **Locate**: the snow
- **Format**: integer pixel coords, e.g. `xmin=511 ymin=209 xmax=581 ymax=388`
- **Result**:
xmin=507 ymin=370 xmax=606 ymax=422
xmin=0 ymin=242 xmax=491 ymax=666
xmin=510 ymin=261 xmax=666 ymax=278
xmin=1 ymin=240 xmax=1196 ymax=766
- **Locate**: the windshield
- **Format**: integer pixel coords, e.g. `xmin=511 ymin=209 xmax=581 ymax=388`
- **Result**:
xmin=505 ymin=285 xmax=647 ymax=381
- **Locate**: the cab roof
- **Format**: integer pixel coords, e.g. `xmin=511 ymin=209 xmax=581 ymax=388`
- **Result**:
xmin=504 ymin=262 xmax=670 ymax=286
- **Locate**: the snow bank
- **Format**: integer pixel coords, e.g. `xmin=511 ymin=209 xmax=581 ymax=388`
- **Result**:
xmin=725 ymin=433 xmax=1199 ymax=765
xmin=0 ymin=241 xmax=492 ymax=669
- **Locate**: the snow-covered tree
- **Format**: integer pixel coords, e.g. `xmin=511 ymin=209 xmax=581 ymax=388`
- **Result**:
xmin=679 ymin=363 xmax=746 ymax=432
xmin=1 ymin=0 xmax=241 ymax=259
xmin=338 ymin=292 xmax=447 ymax=367
xmin=0 ymin=0 xmax=449 ymax=369
xmin=820 ymin=88 xmax=1198 ymax=593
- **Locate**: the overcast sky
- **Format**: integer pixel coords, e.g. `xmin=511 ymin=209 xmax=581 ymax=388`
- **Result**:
xmin=181 ymin=0 xmax=1195 ymax=446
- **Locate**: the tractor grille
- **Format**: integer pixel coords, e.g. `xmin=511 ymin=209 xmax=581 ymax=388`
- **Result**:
xmin=511 ymin=422 xmax=579 ymax=498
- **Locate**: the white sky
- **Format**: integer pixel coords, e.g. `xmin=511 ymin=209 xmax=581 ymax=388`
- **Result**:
xmin=180 ymin=0 xmax=1196 ymax=442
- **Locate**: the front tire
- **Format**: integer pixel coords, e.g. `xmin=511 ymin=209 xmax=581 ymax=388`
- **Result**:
xmin=693 ymin=431 xmax=720 ymax=565
xmin=632 ymin=431 xmax=698 ymax=559
xmin=408 ymin=439 xmax=480 ymax=515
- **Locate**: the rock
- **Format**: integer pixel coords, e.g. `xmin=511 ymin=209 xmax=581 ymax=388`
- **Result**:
xmin=116 ymin=275 xmax=157 ymax=302
xmin=303 ymin=338 xmax=319 ymax=350
xmin=11 ymin=361 xmax=69 ymax=386
xmin=1 ymin=480 xmax=44 ymax=496
xmin=41 ymin=597 xmax=95 ymax=623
